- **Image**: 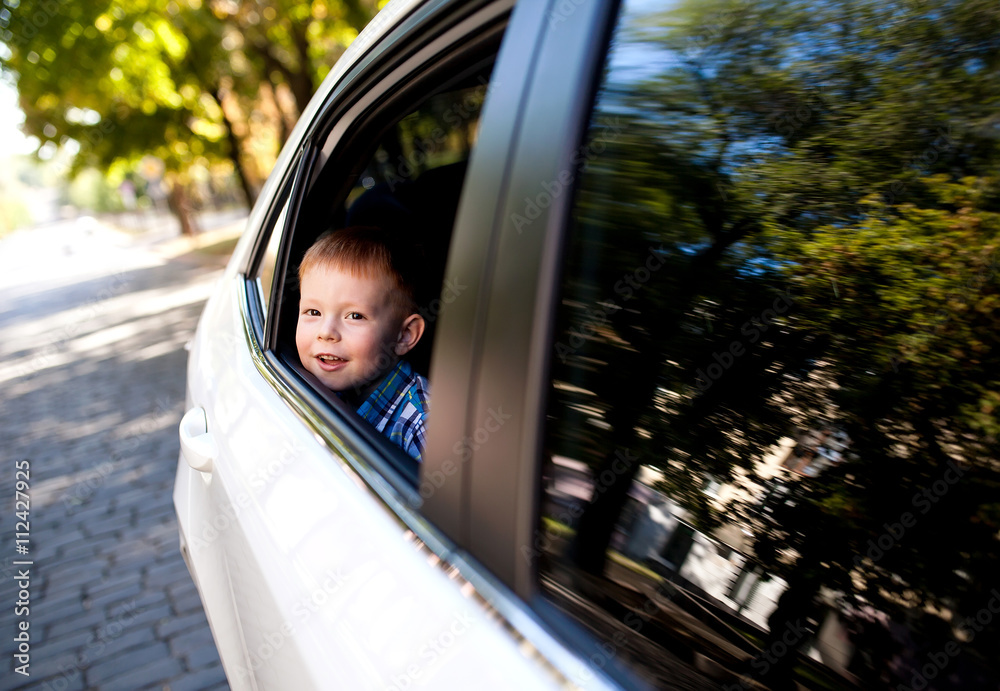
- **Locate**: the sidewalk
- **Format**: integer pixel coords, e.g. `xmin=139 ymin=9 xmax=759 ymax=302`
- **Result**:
xmin=0 ymin=214 xmax=244 ymax=690
xmin=100 ymin=207 xmax=249 ymax=269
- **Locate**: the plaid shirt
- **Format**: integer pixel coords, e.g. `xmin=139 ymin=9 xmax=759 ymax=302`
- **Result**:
xmin=356 ymin=360 xmax=429 ymax=461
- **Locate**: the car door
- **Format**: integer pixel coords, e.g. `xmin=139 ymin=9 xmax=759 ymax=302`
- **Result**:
xmin=173 ymin=0 xmax=601 ymax=688
xmin=473 ymin=0 xmax=1000 ymax=690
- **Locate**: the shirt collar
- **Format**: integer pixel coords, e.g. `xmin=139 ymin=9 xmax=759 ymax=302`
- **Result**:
xmin=356 ymin=359 xmax=413 ymax=423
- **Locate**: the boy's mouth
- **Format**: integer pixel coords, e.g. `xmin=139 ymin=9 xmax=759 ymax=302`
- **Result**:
xmin=316 ymin=354 xmax=347 ymax=371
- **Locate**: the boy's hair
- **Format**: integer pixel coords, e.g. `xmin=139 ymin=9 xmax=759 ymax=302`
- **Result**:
xmin=298 ymin=226 xmax=419 ymax=316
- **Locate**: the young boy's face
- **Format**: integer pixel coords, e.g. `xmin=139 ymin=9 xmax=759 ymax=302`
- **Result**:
xmin=296 ymin=263 xmax=423 ymax=399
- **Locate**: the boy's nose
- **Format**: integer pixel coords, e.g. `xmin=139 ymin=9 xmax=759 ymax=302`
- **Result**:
xmin=317 ymin=319 xmax=340 ymax=341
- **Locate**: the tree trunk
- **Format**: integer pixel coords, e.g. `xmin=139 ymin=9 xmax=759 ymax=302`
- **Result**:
xmin=289 ymin=20 xmax=315 ymax=115
xmin=225 ymin=120 xmax=258 ymax=208
xmin=210 ymin=87 xmax=258 ymax=208
xmin=566 ymin=340 xmax=660 ymax=575
xmin=262 ymin=81 xmax=291 ymax=145
xmin=567 ymin=443 xmax=644 ymax=574
xmin=167 ymin=182 xmax=198 ymax=236
xmin=252 ymin=39 xmax=312 ymax=120
xmin=749 ymin=566 xmax=821 ymax=690
xmin=566 ymin=218 xmax=760 ymax=576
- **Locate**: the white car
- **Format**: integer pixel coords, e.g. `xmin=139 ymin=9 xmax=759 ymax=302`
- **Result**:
xmin=176 ymin=0 xmax=1000 ymax=688
xmin=174 ymin=0 xmax=616 ymax=687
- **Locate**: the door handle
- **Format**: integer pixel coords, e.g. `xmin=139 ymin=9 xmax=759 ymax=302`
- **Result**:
xmin=179 ymin=407 xmax=217 ymax=473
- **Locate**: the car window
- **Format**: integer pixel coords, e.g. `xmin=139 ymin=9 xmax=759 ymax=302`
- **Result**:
xmin=536 ymin=0 xmax=1000 ymax=689
xmin=248 ymin=158 xmax=300 ymax=339
xmin=259 ymin=24 xmax=506 ymax=483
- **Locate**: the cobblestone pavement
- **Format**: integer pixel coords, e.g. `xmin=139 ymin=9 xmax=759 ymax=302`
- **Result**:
xmin=0 ymin=217 xmax=241 ymax=691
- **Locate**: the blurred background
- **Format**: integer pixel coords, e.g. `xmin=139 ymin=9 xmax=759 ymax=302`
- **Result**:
xmin=0 ymin=0 xmax=383 ymax=237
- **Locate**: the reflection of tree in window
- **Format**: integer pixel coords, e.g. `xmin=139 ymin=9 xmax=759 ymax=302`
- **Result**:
xmin=540 ymin=0 xmax=1000 ymax=688
xmin=346 ymin=85 xmax=487 ymax=209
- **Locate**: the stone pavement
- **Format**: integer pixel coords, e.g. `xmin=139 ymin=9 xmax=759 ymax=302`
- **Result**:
xmin=0 ymin=216 xmax=245 ymax=691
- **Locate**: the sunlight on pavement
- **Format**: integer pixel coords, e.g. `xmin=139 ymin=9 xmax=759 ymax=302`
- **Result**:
xmin=0 ymin=212 xmax=237 ymax=688
xmin=0 ymin=279 xmax=221 ymax=386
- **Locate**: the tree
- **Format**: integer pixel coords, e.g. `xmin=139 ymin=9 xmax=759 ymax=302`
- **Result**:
xmin=217 ymin=0 xmax=375 ymax=118
xmin=0 ymin=0 xmax=378 ymax=231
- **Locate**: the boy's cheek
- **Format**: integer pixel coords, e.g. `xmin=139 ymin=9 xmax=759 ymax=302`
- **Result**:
xmin=294 ymin=331 xmax=311 ymax=361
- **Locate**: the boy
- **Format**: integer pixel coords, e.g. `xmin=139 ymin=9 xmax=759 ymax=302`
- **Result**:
xmin=296 ymin=227 xmax=429 ymax=460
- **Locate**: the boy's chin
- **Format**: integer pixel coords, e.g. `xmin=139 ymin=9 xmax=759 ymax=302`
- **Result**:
xmin=309 ymin=360 xmax=396 ymax=404
xmin=310 ymin=372 xmax=356 ymax=398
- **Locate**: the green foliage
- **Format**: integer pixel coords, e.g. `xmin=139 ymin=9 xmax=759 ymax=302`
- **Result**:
xmin=0 ymin=0 xmax=378 ymax=191
xmin=0 ymin=193 xmax=30 ymax=234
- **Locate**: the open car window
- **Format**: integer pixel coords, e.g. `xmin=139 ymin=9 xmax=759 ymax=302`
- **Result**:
xmin=315 ymin=75 xmax=491 ymax=380
xmin=252 ymin=16 xmax=506 ymax=490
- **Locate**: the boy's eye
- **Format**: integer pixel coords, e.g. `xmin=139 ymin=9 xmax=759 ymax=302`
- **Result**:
xmin=346 ymin=312 xmax=364 ymax=320
xmin=304 ymin=308 xmax=320 ymax=317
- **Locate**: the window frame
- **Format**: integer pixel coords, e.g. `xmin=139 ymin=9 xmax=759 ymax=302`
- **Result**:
xmin=460 ymin=0 xmax=621 ymax=594
xmin=238 ymin=0 xmax=522 ymax=547
xmin=240 ymin=148 xmax=298 ymax=342
xmin=244 ymin=148 xmax=306 ymax=347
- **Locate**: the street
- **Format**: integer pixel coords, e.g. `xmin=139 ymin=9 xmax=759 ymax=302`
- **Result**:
xmin=0 ymin=215 xmax=242 ymax=691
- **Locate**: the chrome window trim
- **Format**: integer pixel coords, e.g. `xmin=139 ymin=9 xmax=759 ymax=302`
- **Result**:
xmin=253 ymin=275 xmax=266 ymax=313
xmin=243 ymin=150 xmax=300 ymax=293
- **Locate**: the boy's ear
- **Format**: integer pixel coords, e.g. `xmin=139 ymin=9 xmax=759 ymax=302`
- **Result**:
xmin=394 ymin=313 xmax=425 ymax=356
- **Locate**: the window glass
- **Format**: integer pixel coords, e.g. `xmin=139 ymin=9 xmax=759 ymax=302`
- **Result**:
xmin=346 ymin=84 xmax=486 ymax=213
xmin=538 ymin=0 xmax=1000 ymax=689
xmin=256 ymin=198 xmax=290 ymax=315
